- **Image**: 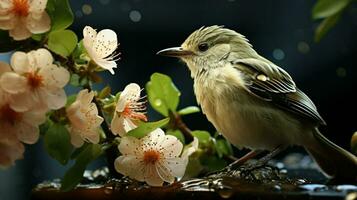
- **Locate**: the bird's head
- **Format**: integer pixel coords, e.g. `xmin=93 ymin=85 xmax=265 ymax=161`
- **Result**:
xmin=157 ymin=25 xmax=257 ymax=76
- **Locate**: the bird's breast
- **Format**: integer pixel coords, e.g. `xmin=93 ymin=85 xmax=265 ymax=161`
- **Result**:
xmin=193 ymin=66 xmax=306 ymax=151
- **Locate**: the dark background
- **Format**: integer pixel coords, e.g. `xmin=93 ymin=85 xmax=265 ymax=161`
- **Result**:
xmin=1 ymin=0 xmax=357 ymax=199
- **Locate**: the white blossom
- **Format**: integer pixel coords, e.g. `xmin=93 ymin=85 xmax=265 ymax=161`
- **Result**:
xmin=0 ymin=48 xmax=70 ymax=111
xmin=115 ymin=129 xmax=192 ymax=187
xmin=0 ymin=0 xmax=51 ymax=40
xmin=111 ymin=83 xmax=147 ymax=137
xmin=66 ymin=89 xmax=104 ymax=147
xmin=83 ymin=26 xmax=119 ymax=74
xmin=0 ymin=137 xmax=24 ymax=169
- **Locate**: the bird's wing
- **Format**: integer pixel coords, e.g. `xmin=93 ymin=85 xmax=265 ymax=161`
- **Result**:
xmin=232 ymin=58 xmax=326 ymax=125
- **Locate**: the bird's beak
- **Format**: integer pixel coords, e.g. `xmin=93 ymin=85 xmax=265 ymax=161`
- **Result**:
xmin=156 ymin=47 xmax=194 ymax=57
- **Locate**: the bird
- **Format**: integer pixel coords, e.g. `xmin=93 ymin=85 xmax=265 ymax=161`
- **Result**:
xmin=157 ymin=25 xmax=357 ymax=181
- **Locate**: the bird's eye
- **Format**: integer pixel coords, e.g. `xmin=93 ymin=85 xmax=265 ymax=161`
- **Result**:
xmin=198 ymin=43 xmax=209 ymax=52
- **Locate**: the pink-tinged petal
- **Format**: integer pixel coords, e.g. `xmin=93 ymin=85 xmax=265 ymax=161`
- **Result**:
xmin=143 ymin=164 xmax=164 ymax=187
xmin=10 ymin=51 xmax=31 ymax=74
xmin=0 ymin=72 xmax=27 ymax=94
xmin=0 ymin=1 xmax=12 ymax=9
xmin=160 ymin=135 xmax=183 ymax=158
xmin=40 ymin=64 xmax=69 ymax=88
xmin=156 ymin=162 xmax=175 ymax=183
xmin=0 ymin=138 xmax=24 ymax=169
xmin=29 ymin=0 xmax=47 ymax=13
xmin=39 ymin=87 xmax=67 ymax=109
xmin=116 ymin=83 xmax=141 ymax=112
xmin=94 ymin=59 xmax=116 ymax=74
xmin=26 ymin=12 xmax=50 ymax=34
xmin=9 ymin=21 xmax=32 ymax=40
xmin=94 ymin=29 xmax=117 ymax=58
xmin=114 ymin=155 xmax=145 ymax=181
xmin=0 ymin=61 xmax=11 ymax=75
xmin=118 ymin=136 xmax=141 ymax=156
xmin=68 ymin=127 xmax=84 ymax=147
xmin=29 ymin=48 xmax=54 ymax=69
xmin=163 ymin=157 xmax=187 ymax=178
xmin=15 ymin=122 xmax=39 ymax=144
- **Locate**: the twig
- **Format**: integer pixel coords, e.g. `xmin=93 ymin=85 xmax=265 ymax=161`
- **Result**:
xmin=169 ymin=110 xmax=194 ymax=142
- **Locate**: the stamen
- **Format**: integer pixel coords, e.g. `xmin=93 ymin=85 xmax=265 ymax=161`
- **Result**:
xmin=26 ymin=72 xmax=43 ymax=89
xmin=11 ymin=0 xmax=29 ymax=17
xmin=143 ymin=150 xmax=160 ymax=165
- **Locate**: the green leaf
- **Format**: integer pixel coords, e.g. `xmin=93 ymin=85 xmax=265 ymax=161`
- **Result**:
xmin=98 ymin=86 xmax=112 ymax=99
xmin=61 ymin=144 xmax=102 ymax=192
xmin=201 ymin=156 xmax=227 ymax=171
xmin=351 ymin=132 xmax=357 ymax=155
xmin=47 ymin=0 xmax=74 ymax=31
xmin=127 ymin=118 xmax=170 ymax=138
xmin=312 ymin=0 xmax=350 ymax=19
xmin=191 ymin=130 xmax=211 ymax=145
xmin=178 ymin=106 xmax=200 ymax=116
xmin=215 ymin=139 xmax=233 ymax=158
xmin=314 ymin=13 xmax=341 ymax=42
xmin=146 ymin=73 xmax=181 ymax=116
xmin=44 ymin=123 xmax=73 ymax=165
xmin=167 ymin=129 xmax=185 ymax=144
xmin=66 ymin=94 xmax=77 ymax=107
xmin=48 ymin=30 xmax=78 ymax=57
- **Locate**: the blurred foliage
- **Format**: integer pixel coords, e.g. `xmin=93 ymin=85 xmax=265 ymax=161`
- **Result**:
xmin=351 ymin=132 xmax=357 ymax=155
xmin=312 ymin=0 xmax=354 ymax=42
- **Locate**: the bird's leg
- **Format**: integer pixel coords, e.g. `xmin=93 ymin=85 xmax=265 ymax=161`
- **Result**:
xmin=228 ymin=150 xmax=264 ymax=170
xmin=241 ymin=145 xmax=285 ymax=172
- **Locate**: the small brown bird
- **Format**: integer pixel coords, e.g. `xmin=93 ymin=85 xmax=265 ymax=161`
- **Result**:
xmin=157 ymin=25 xmax=357 ymax=181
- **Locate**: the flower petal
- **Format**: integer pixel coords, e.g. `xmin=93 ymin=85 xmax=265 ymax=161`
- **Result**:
xmin=160 ymin=135 xmax=183 ymax=158
xmin=0 ymin=18 xmax=15 ymax=29
xmin=0 ymin=72 xmax=27 ymax=94
xmin=116 ymin=83 xmax=141 ymax=112
xmin=118 ymin=136 xmax=141 ymax=156
xmin=29 ymin=0 xmax=47 ymax=13
xmin=0 ymin=138 xmax=24 ymax=169
xmin=114 ymin=155 xmax=144 ymax=181
xmin=163 ymin=157 xmax=187 ymax=178
xmin=39 ymin=87 xmax=67 ymax=109
xmin=15 ymin=122 xmax=39 ymax=144
xmin=26 ymin=12 xmax=51 ymax=34
xmin=68 ymin=128 xmax=84 ymax=147
xmin=40 ymin=64 xmax=70 ymax=88
xmin=143 ymin=164 xmax=164 ymax=187
xmin=22 ymin=109 xmax=46 ymax=125
xmin=83 ymin=26 xmax=97 ymax=49
xmin=156 ymin=162 xmax=175 ymax=184
xmin=29 ymin=48 xmax=54 ymax=69
xmin=142 ymin=128 xmax=165 ymax=149
xmin=83 ymin=130 xmax=100 ymax=144
xmin=10 ymin=51 xmax=31 ymax=74
xmin=77 ymin=89 xmax=94 ymax=106
xmin=0 ymin=61 xmax=11 ymax=75
xmin=94 ymin=29 xmax=117 ymax=58
xmin=9 ymin=21 xmax=32 ymax=40
xmin=9 ymin=91 xmax=38 ymax=112
xmin=93 ymin=59 xmax=116 ymax=75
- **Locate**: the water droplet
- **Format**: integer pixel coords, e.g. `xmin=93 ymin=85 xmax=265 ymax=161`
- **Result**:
xmin=346 ymin=192 xmax=357 ymax=200
xmin=273 ymin=185 xmax=282 ymax=191
xmin=336 ymin=185 xmax=357 ymax=191
xmin=154 ymin=99 xmax=162 ymax=106
xmin=129 ymin=10 xmax=142 ymax=22
xmin=300 ymin=184 xmax=327 ymax=192
xmin=218 ymin=189 xmax=234 ymax=199
xmin=272 ymin=48 xmax=285 ymax=60
xmin=82 ymin=4 xmax=93 ymax=15
xmin=336 ymin=67 xmax=347 ymax=78
xmin=297 ymin=42 xmax=310 ymax=54
xmin=104 ymin=187 xmax=113 ymax=195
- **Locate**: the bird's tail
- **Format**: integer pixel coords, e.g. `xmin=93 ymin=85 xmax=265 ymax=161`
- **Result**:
xmin=305 ymin=128 xmax=357 ymax=181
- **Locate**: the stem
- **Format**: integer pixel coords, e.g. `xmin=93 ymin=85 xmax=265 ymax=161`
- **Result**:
xmin=169 ymin=110 xmax=194 ymax=142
